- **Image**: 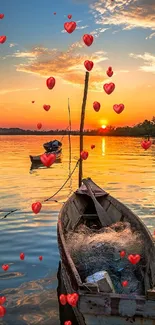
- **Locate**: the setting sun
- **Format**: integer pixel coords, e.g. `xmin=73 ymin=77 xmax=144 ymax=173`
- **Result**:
xmin=101 ymin=125 xmax=107 ymax=129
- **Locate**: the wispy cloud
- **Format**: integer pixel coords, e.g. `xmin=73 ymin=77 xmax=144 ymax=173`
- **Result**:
xmin=146 ymin=32 xmax=155 ymax=39
xmin=0 ymin=88 xmax=39 ymax=95
xmin=9 ymin=43 xmax=18 ymax=48
xmin=91 ymin=27 xmax=110 ymax=37
xmin=129 ymin=52 xmax=155 ymax=73
xmin=14 ymin=43 xmax=108 ymax=91
xmin=90 ymin=0 xmax=155 ymax=32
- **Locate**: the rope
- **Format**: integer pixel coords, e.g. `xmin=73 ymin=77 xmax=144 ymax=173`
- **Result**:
xmin=1 ymin=159 xmax=80 ymax=219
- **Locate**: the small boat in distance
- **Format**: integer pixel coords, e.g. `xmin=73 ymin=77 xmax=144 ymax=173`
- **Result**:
xmin=30 ymin=139 xmax=62 ymax=170
xmin=57 ymin=178 xmax=155 ymax=325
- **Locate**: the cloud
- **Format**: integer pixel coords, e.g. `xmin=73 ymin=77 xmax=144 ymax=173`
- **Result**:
xmin=91 ymin=27 xmax=110 ymax=37
xmin=129 ymin=52 xmax=155 ymax=73
xmin=9 ymin=43 xmax=17 ymax=48
xmin=90 ymin=0 xmax=155 ymax=32
xmin=0 ymin=88 xmax=39 ymax=95
xmin=146 ymin=32 xmax=155 ymax=39
xmin=15 ymin=44 xmax=108 ymax=91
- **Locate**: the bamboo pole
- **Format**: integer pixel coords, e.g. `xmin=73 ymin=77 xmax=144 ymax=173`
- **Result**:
xmin=78 ymin=71 xmax=89 ymax=187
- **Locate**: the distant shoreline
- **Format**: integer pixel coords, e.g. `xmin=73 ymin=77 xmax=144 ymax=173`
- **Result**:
xmin=0 ymin=119 xmax=155 ymax=138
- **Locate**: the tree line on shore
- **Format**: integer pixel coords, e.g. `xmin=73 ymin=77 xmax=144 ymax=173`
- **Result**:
xmin=0 ymin=117 xmax=155 ymax=137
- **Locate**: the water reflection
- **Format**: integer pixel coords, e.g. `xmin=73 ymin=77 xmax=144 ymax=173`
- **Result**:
xmin=102 ymin=137 xmax=105 ymax=156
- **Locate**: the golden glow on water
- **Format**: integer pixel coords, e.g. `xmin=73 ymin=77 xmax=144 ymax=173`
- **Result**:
xmin=102 ymin=138 xmax=106 ymax=156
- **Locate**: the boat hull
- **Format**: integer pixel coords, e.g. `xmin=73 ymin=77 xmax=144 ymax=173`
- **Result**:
xmin=30 ymin=148 xmax=62 ymax=169
xmin=57 ymin=178 xmax=155 ymax=325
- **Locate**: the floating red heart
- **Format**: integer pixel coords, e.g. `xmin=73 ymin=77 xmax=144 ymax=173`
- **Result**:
xmin=40 ymin=153 xmax=56 ymax=167
xmin=59 ymin=294 xmax=67 ymax=305
xmin=64 ymin=22 xmax=76 ymax=34
xmin=32 ymin=202 xmax=42 ymax=214
xmin=46 ymin=77 xmax=55 ymax=90
xmin=20 ymin=252 xmax=25 ymax=260
xmin=43 ymin=104 xmax=51 ymax=111
xmin=141 ymin=140 xmax=152 ymax=150
xmin=0 ymin=36 xmax=6 ymax=44
xmin=0 ymin=306 xmax=6 ymax=317
xmin=120 ymin=250 xmax=126 ymax=258
xmin=39 ymin=256 xmax=43 ymax=261
xmin=67 ymin=293 xmax=79 ymax=307
xmin=0 ymin=14 xmax=4 ymax=19
xmin=122 ymin=281 xmax=128 ymax=287
xmin=37 ymin=123 xmax=42 ymax=130
xmin=83 ymin=34 xmax=94 ymax=46
xmin=113 ymin=104 xmax=124 ymax=114
xmin=64 ymin=321 xmax=72 ymax=325
xmin=0 ymin=297 xmax=6 ymax=305
xmin=128 ymin=254 xmax=141 ymax=265
xmin=2 ymin=264 xmax=9 ymax=271
xmin=32 ymin=101 xmax=35 ymax=103
xmin=103 ymin=82 xmax=115 ymax=95
xmin=54 ymin=12 xmax=56 ymax=15
xmin=91 ymin=145 xmax=95 ymax=149
xmin=80 ymin=151 xmax=88 ymax=160
xmin=84 ymin=60 xmax=94 ymax=72
xmin=68 ymin=15 xmax=72 ymax=19
xmin=106 ymin=67 xmax=113 ymax=77
xmin=93 ymin=101 xmax=100 ymax=112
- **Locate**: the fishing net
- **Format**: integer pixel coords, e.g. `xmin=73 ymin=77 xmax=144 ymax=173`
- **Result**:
xmin=65 ymin=222 xmax=145 ymax=294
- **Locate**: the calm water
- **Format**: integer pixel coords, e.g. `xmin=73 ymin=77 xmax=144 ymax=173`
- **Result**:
xmin=0 ymin=135 xmax=155 ymax=324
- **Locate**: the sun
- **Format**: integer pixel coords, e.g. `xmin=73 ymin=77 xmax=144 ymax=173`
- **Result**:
xmin=101 ymin=124 xmax=107 ymax=129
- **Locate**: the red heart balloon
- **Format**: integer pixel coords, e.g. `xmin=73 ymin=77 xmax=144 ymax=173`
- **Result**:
xmin=67 ymin=293 xmax=79 ymax=307
xmin=91 ymin=145 xmax=95 ymax=149
xmin=113 ymin=104 xmax=124 ymax=114
xmin=80 ymin=151 xmax=88 ymax=160
xmin=54 ymin=12 xmax=56 ymax=15
xmin=40 ymin=153 xmax=56 ymax=167
xmin=39 ymin=256 xmax=43 ymax=261
xmin=32 ymin=101 xmax=35 ymax=103
xmin=2 ymin=264 xmax=9 ymax=271
xmin=83 ymin=34 xmax=94 ymax=46
xmin=0 ymin=306 xmax=6 ymax=317
xmin=32 ymin=202 xmax=42 ymax=214
xmin=122 ymin=281 xmax=128 ymax=287
xmin=0 ymin=36 xmax=6 ymax=44
xmin=128 ymin=254 xmax=141 ymax=265
xmin=68 ymin=15 xmax=72 ymax=19
xmin=0 ymin=14 xmax=4 ymax=19
xmin=141 ymin=140 xmax=152 ymax=150
xmin=46 ymin=77 xmax=55 ymax=90
xmin=84 ymin=60 xmax=94 ymax=71
xmin=93 ymin=101 xmax=100 ymax=112
xmin=20 ymin=253 xmax=25 ymax=260
xmin=103 ymin=82 xmax=115 ymax=95
xmin=0 ymin=297 xmax=6 ymax=305
xmin=37 ymin=123 xmax=42 ymax=130
xmin=64 ymin=22 xmax=76 ymax=34
xmin=59 ymin=294 xmax=67 ymax=306
xmin=120 ymin=250 xmax=126 ymax=258
xmin=106 ymin=70 xmax=113 ymax=77
xmin=43 ymin=104 xmax=51 ymax=111
xmin=64 ymin=321 xmax=72 ymax=325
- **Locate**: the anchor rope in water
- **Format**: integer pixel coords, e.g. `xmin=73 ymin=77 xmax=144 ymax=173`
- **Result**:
xmin=1 ymin=159 xmax=80 ymax=219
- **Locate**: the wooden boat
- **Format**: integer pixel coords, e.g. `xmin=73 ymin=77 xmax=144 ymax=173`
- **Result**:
xmin=29 ymin=139 xmax=62 ymax=169
xmin=29 ymin=148 xmax=62 ymax=169
xmin=57 ymin=177 xmax=155 ymax=325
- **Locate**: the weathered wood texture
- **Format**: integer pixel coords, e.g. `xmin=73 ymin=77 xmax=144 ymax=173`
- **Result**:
xmin=79 ymin=72 xmax=89 ymax=188
xmin=79 ymin=294 xmax=155 ymax=319
xmin=82 ymin=314 xmax=155 ymax=325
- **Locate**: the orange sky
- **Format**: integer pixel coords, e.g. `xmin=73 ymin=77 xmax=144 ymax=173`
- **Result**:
xmin=0 ymin=0 xmax=154 ymax=130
